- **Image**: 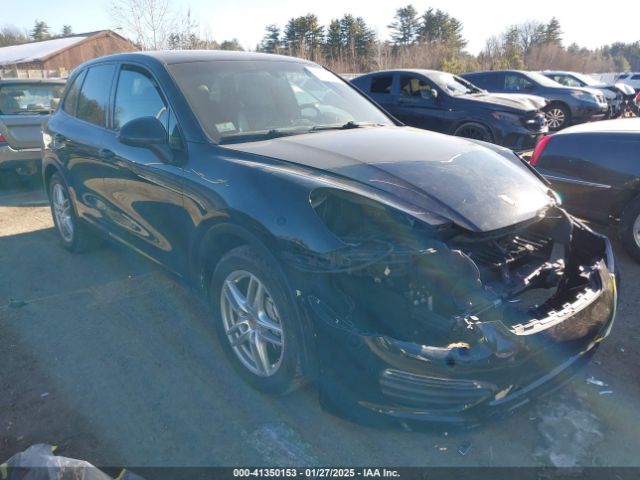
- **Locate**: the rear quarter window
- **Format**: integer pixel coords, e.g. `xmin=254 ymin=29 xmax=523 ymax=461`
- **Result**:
xmin=63 ymin=70 xmax=86 ymax=116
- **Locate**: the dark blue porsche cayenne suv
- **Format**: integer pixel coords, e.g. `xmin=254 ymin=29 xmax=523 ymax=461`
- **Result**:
xmin=42 ymin=51 xmax=617 ymax=427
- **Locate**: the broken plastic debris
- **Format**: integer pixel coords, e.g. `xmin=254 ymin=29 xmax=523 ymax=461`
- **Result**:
xmin=40 ymin=392 xmax=49 ymax=398
xmin=586 ymin=377 xmax=607 ymax=387
xmin=599 ymin=390 xmax=613 ymax=395
xmin=458 ymin=440 xmax=472 ymax=456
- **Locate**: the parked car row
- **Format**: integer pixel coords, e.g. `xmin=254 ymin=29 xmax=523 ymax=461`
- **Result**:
xmin=36 ymin=51 xmax=619 ymax=427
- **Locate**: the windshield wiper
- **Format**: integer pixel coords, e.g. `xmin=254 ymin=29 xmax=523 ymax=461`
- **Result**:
xmin=219 ymin=127 xmax=308 ymax=144
xmin=310 ymin=121 xmax=385 ymax=132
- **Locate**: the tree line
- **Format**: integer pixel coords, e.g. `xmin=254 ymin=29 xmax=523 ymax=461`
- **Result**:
xmin=2 ymin=0 xmax=639 ymax=75
xmin=256 ymin=6 xmax=639 ymax=74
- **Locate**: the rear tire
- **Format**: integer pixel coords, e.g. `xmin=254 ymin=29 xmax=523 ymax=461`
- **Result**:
xmin=619 ymin=197 xmax=640 ymax=263
xmin=48 ymin=173 xmax=101 ymax=253
xmin=210 ymin=245 xmax=308 ymax=395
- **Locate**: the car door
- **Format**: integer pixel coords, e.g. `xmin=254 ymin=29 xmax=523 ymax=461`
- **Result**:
xmin=366 ymin=74 xmax=397 ymax=112
xmin=46 ymin=65 xmax=117 ymax=229
xmin=394 ymin=74 xmax=445 ymax=132
xmin=98 ymin=63 xmax=189 ymax=275
xmin=537 ymin=134 xmax=639 ymax=222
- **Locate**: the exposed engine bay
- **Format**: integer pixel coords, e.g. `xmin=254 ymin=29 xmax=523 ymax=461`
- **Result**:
xmin=283 ymin=188 xmax=612 ymax=351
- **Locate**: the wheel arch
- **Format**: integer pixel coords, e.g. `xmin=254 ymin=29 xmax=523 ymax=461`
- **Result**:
xmin=452 ymin=120 xmax=495 ymax=143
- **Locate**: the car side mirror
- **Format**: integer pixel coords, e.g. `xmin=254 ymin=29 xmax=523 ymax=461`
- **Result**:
xmin=118 ymin=116 xmax=177 ymax=164
xmin=119 ymin=116 xmax=167 ymax=147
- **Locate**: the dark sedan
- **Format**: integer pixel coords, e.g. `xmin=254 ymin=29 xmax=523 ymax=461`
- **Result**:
xmin=351 ymin=69 xmax=547 ymax=152
xmin=43 ymin=51 xmax=617 ymax=427
xmin=530 ymin=118 xmax=640 ymax=261
xmin=462 ymin=70 xmax=608 ymax=131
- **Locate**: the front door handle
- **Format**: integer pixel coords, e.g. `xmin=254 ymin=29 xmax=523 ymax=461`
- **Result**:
xmin=99 ymin=148 xmax=115 ymax=160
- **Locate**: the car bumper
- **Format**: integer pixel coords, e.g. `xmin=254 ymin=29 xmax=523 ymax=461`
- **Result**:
xmin=307 ymin=226 xmax=617 ymax=427
xmin=499 ymin=128 xmax=547 ymax=152
xmin=572 ymin=103 xmax=609 ymax=123
xmin=0 ymin=145 xmax=41 ymax=171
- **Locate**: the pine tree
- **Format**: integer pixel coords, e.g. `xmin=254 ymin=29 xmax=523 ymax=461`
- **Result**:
xmin=62 ymin=25 xmax=73 ymax=37
xmin=388 ymin=5 xmax=420 ymax=46
xmin=260 ymin=25 xmax=281 ymax=53
xmin=31 ymin=20 xmax=50 ymax=41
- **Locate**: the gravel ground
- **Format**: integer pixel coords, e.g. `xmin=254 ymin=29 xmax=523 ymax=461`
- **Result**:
xmin=1 ymin=173 xmax=639 ymax=470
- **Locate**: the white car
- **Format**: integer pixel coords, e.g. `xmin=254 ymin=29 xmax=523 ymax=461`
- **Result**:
xmin=616 ymin=72 xmax=640 ymax=92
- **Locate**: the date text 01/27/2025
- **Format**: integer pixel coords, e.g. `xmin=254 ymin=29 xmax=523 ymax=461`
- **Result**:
xmin=232 ymin=468 xmax=400 ymax=478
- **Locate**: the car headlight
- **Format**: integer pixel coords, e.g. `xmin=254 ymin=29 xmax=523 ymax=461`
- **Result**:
xmin=491 ymin=111 xmax=521 ymax=125
xmin=570 ymin=91 xmax=598 ymax=103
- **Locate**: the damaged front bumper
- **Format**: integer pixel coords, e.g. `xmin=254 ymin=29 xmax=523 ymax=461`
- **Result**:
xmin=294 ymin=214 xmax=617 ymax=427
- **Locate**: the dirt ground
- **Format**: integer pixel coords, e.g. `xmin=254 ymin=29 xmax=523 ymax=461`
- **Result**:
xmin=1 ymin=172 xmax=640 ymax=471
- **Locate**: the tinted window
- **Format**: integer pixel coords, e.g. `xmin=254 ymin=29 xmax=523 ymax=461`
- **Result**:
xmin=63 ymin=70 xmax=86 ymax=116
xmin=400 ymin=76 xmax=433 ymax=99
xmin=632 ymin=74 xmax=640 ymax=80
xmin=464 ymin=73 xmax=498 ymax=90
xmin=76 ymin=64 xmax=115 ymax=127
xmin=114 ymin=66 xmax=167 ymax=130
xmin=504 ymin=74 xmax=533 ymax=92
xmin=371 ymin=76 xmax=393 ymax=94
xmin=0 ymin=83 xmax=64 ymax=115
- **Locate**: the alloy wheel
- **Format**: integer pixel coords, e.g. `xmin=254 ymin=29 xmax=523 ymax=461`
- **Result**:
xmin=545 ymin=108 xmax=565 ymax=129
xmin=52 ymin=183 xmax=74 ymax=243
xmin=220 ymin=270 xmax=285 ymax=377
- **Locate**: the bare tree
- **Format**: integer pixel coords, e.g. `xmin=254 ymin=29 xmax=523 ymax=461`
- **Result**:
xmin=110 ymin=0 xmax=177 ymax=50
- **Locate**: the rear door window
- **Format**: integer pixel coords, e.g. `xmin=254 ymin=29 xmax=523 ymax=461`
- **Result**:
xmin=76 ymin=64 xmax=116 ymax=127
xmin=370 ymin=75 xmax=393 ymax=94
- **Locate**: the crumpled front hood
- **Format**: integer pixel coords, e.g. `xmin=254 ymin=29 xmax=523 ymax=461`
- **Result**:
xmin=223 ymin=127 xmax=552 ymax=232
xmin=455 ymin=92 xmax=542 ymax=113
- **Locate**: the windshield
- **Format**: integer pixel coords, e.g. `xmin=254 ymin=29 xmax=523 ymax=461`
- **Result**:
xmin=430 ymin=72 xmax=480 ymax=96
xmin=168 ymin=60 xmax=393 ymax=143
xmin=570 ymin=72 xmax=604 ymax=87
xmin=525 ymin=71 xmax=563 ymax=88
xmin=0 ymin=83 xmax=64 ymax=115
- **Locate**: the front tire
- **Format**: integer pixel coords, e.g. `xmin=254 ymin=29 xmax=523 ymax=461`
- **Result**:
xmin=544 ymin=103 xmax=571 ymax=131
xmin=453 ymin=122 xmax=493 ymax=142
xmin=48 ymin=173 xmax=101 ymax=252
xmin=619 ymin=197 xmax=640 ymax=262
xmin=210 ymin=245 xmax=308 ymax=395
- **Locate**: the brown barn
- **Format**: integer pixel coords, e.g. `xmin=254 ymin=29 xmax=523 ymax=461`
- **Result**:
xmin=0 ymin=30 xmax=138 ymax=74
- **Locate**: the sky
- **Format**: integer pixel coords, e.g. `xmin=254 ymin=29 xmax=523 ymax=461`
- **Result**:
xmin=4 ymin=0 xmax=639 ymax=54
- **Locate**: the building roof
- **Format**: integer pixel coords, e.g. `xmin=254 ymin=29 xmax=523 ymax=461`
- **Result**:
xmin=0 ymin=31 xmax=126 ymax=66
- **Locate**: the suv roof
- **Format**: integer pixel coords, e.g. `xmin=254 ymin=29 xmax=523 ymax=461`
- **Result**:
xmin=79 ymin=50 xmax=314 ymax=68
